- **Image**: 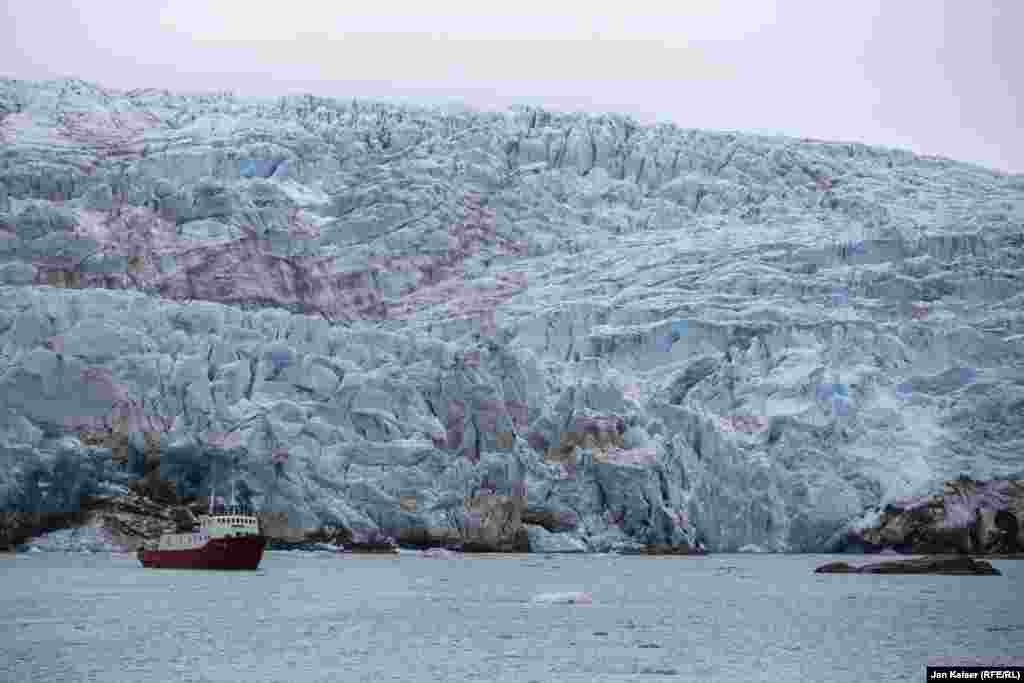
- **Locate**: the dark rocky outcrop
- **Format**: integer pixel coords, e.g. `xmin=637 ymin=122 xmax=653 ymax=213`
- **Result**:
xmin=521 ymin=508 xmax=580 ymax=533
xmin=6 ymin=487 xmax=532 ymax=553
xmin=815 ymin=556 xmax=1002 ymax=575
xmin=0 ymin=510 xmax=89 ymax=551
xmin=835 ymin=478 xmax=1024 ymax=556
xmin=459 ymin=493 xmax=530 ymax=552
xmin=635 ymin=543 xmax=709 ymax=556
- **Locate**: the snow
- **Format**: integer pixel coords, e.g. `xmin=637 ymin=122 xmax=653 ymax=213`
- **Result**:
xmin=733 ymin=544 xmax=760 ymax=554
xmin=24 ymin=527 xmax=129 ymax=554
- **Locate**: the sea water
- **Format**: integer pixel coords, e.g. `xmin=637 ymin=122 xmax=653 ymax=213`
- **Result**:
xmin=2 ymin=552 xmax=1021 ymax=682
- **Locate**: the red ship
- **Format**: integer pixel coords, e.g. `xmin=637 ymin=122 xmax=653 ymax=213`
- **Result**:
xmin=138 ymin=475 xmax=266 ymax=570
xmin=137 ymin=506 xmax=266 ymax=570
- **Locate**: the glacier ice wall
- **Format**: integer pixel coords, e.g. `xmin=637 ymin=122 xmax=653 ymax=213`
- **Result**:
xmin=1 ymin=77 xmax=1023 ymax=551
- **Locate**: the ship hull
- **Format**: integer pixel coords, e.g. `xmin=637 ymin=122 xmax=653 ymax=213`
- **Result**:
xmin=138 ymin=535 xmax=266 ymax=570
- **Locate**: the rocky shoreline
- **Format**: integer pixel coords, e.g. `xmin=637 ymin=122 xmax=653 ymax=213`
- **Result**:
xmin=6 ymin=476 xmax=1024 ymax=557
xmin=2 ymin=487 xmax=707 ymax=555
xmin=831 ymin=477 xmax=1024 ymax=556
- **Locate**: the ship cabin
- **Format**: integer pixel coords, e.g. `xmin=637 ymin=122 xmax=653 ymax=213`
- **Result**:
xmin=199 ymin=505 xmax=261 ymax=539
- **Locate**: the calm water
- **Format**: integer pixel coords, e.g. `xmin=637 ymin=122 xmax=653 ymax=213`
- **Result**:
xmin=2 ymin=552 xmax=1022 ymax=682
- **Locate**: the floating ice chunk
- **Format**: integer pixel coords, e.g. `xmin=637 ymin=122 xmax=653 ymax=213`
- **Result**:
xmin=737 ymin=544 xmax=768 ymax=553
xmin=530 ymin=591 xmax=593 ymax=605
xmin=24 ymin=527 xmax=128 ymax=553
xmin=418 ymin=548 xmax=459 ymax=559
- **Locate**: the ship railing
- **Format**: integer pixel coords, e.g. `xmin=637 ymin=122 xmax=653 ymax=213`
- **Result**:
xmin=209 ymin=504 xmax=256 ymax=517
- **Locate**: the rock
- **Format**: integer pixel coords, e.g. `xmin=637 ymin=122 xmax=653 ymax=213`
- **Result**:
xmin=171 ymin=506 xmax=197 ymax=532
xmin=639 ymin=543 xmax=708 ymax=555
xmin=999 ymin=510 xmax=1022 ymax=550
xmin=347 ymin=529 xmax=399 ymax=554
xmin=975 ymin=507 xmax=1001 ymax=551
xmin=461 ymin=493 xmax=529 ymax=552
xmin=1 ymin=510 xmax=88 ymax=550
xmin=815 ymin=556 xmax=1001 ymax=575
xmin=840 ymin=479 xmax=1024 ymax=555
xmin=521 ymin=508 xmax=580 ymax=532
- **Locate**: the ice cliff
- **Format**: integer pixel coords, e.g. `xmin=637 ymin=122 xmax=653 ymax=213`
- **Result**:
xmin=1 ymin=77 xmax=1022 ymax=552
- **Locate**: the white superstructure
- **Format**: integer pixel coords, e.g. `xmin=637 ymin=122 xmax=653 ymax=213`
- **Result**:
xmin=155 ymin=507 xmax=261 ymax=551
xmin=156 ymin=529 xmax=210 ymax=551
xmin=199 ymin=507 xmax=261 ymax=539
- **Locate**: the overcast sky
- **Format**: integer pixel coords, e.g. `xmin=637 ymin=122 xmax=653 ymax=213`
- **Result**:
xmin=3 ymin=1 xmax=1021 ymax=172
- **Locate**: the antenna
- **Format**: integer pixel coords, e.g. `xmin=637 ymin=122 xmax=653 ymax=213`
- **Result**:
xmin=209 ymin=460 xmax=216 ymax=515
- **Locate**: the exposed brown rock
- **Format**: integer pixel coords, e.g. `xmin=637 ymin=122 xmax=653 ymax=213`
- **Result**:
xmin=545 ymin=414 xmax=627 ymax=465
xmin=844 ymin=478 xmax=1024 ymax=555
xmin=461 ymin=492 xmax=528 ymax=552
xmin=495 ymin=431 xmax=515 ymax=451
xmin=256 ymin=511 xmax=306 ymax=543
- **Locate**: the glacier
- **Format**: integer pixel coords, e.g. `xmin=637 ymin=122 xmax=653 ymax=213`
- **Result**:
xmin=1 ymin=77 xmax=1022 ymax=553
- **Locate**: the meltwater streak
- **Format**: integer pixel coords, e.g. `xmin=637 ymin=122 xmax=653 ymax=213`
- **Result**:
xmin=2 ymin=553 xmax=1022 ymax=682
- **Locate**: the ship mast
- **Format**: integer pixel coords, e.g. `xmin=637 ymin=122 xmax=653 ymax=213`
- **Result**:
xmin=209 ymin=460 xmax=216 ymax=515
